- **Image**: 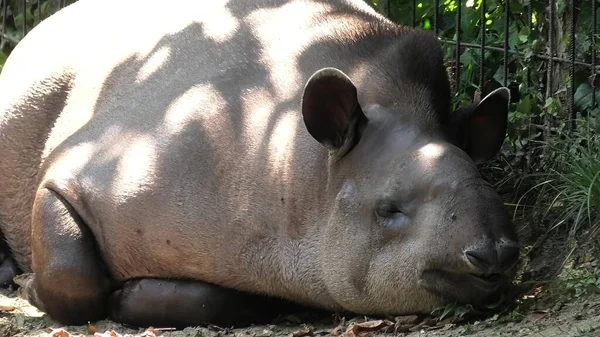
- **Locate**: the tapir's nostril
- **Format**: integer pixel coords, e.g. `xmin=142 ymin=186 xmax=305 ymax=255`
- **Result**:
xmin=464 ymin=247 xmax=498 ymax=274
xmin=465 ymin=240 xmax=520 ymax=274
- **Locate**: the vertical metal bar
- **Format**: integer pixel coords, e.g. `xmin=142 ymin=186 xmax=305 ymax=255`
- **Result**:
xmin=434 ymin=0 xmax=439 ymax=33
xmin=524 ymin=2 xmax=534 ymax=172
xmin=503 ymin=0 xmax=509 ymax=87
xmin=569 ymin=0 xmax=576 ymax=132
xmin=544 ymin=0 xmax=556 ymax=146
xmin=387 ymin=0 xmax=390 ymax=18
xmin=1 ymin=0 xmax=6 ymax=50
xmin=526 ymin=3 xmax=532 ymax=88
xmin=456 ymin=0 xmax=462 ymax=91
xmin=60 ymin=0 xmax=65 ymax=9
xmin=593 ymin=0 xmax=598 ymax=109
xmin=22 ymin=0 xmax=27 ymax=36
xmin=412 ymin=0 xmax=417 ymax=27
xmin=480 ymin=0 xmax=486 ymax=90
xmin=547 ymin=0 xmax=555 ymax=100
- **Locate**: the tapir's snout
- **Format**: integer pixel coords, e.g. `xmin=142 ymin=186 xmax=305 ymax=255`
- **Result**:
xmin=419 ymin=236 xmax=520 ymax=307
xmin=459 ymin=238 xmax=520 ymax=304
xmin=463 ymin=238 xmax=520 ymax=276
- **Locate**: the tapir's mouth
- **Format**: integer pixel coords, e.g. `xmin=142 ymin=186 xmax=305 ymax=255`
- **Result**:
xmin=470 ymin=272 xmax=505 ymax=287
xmin=419 ymin=269 xmax=509 ymax=307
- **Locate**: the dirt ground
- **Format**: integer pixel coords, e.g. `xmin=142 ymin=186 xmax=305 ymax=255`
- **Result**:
xmin=1 ymin=285 xmax=599 ymax=337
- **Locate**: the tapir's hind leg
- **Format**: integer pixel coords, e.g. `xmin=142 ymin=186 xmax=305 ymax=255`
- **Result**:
xmin=25 ymin=188 xmax=113 ymax=324
xmin=109 ymin=278 xmax=306 ymax=328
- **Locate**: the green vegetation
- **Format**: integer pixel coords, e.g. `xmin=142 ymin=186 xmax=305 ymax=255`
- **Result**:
xmin=0 ymin=0 xmax=75 ymax=71
xmin=517 ymin=122 xmax=600 ymax=242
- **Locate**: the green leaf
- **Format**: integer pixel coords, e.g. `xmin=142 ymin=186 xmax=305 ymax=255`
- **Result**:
xmin=581 ymin=39 xmax=592 ymax=54
xmin=518 ymin=26 xmax=530 ymax=43
xmin=493 ymin=66 xmax=507 ymax=85
xmin=423 ymin=18 xmax=431 ymax=29
xmin=460 ymin=49 xmax=474 ymax=65
xmin=516 ymin=94 xmax=532 ymax=116
xmin=0 ymin=51 xmax=7 ymax=71
xmin=556 ymin=0 xmax=568 ymax=16
xmin=574 ymin=82 xmax=600 ymax=110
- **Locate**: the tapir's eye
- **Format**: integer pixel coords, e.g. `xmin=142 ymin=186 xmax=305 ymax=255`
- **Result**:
xmin=376 ymin=201 xmax=401 ymax=217
xmin=375 ymin=201 xmax=410 ymax=229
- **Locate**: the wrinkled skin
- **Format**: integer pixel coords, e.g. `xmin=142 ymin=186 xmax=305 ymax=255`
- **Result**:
xmin=0 ymin=0 xmax=519 ymax=328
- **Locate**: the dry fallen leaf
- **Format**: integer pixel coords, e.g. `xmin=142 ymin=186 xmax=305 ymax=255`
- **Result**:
xmin=139 ymin=327 xmax=176 ymax=337
xmin=0 ymin=305 xmax=16 ymax=312
xmin=330 ymin=324 xmax=344 ymax=336
xmin=94 ymin=330 xmax=121 ymax=337
xmin=394 ymin=315 xmax=419 ymax=325
xmin=288 ymin=326 xmax=313 ymax=337
xmin=87 ymin=324 xmax=97 ymax=335
xmin=409 ymin=317 xmax=438 ymax=332
xmin=530 ymin=310 xmax=548 ymax=322
xmin=149 ymin=327 xmax=176 ymax=332
xmin=139 ymin=330 xmax=156 ymax=337
xmin=395 ymin=325 xmax=413 ymax=333
xmin=50 ymin=329 xmax=71 ymax=337
xmin=330 ymin=315 xmax=346 ymax=336
xmin=343 ymin=319 xmax=394 ymax=337
xmin=394 ymin=315 xmax=421 ymax=332
xmin=436 ymin=317 xmax=457 ymax=326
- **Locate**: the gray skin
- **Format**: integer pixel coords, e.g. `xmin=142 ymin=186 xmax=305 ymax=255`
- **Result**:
xmin=0 ymin=0 xmax=519 ymax=328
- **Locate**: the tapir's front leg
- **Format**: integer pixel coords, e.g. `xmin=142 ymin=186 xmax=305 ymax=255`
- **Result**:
xmin=109 ymin=278 xmax=304 ymax=328
xmin=25 ymin=187 xmax=114 ymax=324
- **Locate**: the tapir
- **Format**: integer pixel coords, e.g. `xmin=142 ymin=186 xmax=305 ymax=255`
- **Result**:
xmin=0 ymin=0 xmax=519 ymax=328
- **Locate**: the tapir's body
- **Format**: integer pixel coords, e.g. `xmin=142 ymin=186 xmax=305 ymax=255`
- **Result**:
xmin=0 ymin=0 xmax=519 ymax=328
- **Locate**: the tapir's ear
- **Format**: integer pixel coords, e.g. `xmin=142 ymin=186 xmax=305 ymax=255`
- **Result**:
xmin=448 ymin=87 xmax=510 ymax=164
xmin=301 ymin=67 xmax=367 ymax=152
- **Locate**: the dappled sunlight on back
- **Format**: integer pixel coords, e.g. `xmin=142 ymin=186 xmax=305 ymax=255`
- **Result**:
xmin=241 ymin=87 xmax=275 ymax=157
xmin=164 ymin=84 xmax=225 ymax=134
xmin=136 ymin=46 xmax=171 ymax=83
xmin=418 ymin=143 xmax=445 ymax=161
xmin=45 ymin=142 xmax=95 ymax=182
xmin=114 ymin=135 xmax=157 ymax=203
xmin=198 ymin=1 xmax=240 ymax=42
xmin=268 ymin=112 xmax=299 ymax=180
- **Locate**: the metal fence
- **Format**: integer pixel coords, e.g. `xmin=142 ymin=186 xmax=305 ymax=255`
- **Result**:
xmin=1 ymin=0 xmax=598 ymax=131
xmin=385 ymin=0 xmax=598 ymax=132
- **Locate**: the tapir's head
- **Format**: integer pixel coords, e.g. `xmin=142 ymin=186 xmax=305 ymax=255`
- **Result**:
xmin=300 ymin=67 xmax=519 ymax=315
